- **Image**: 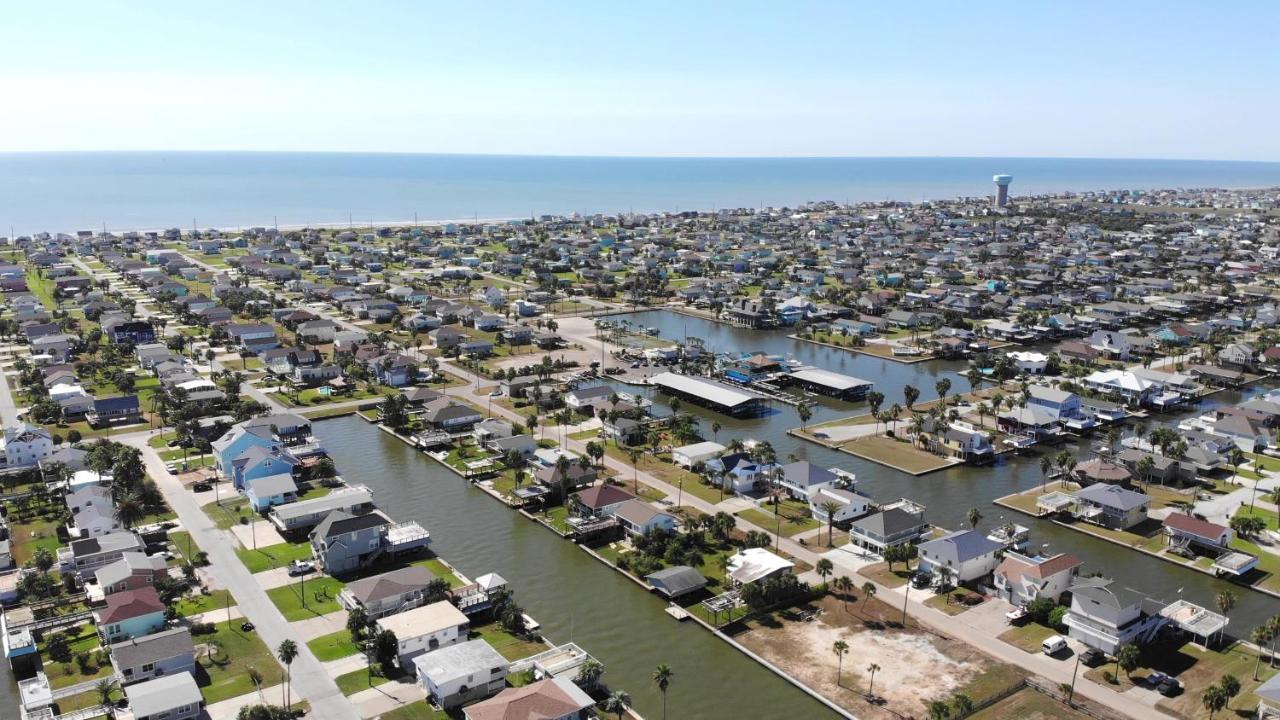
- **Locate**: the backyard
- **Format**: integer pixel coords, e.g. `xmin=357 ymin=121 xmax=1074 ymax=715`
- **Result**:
xmin=192 ymin=620 xmax=286 ymax=704
xmin=266 ymin=575 xmax=345 ymax=620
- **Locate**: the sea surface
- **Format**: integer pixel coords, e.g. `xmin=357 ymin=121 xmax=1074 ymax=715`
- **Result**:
xmin=3 ymin=152 xmax=1280 ymax=234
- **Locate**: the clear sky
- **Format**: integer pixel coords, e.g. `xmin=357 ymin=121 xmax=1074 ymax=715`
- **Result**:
xmin=3 ymin=1 xmax=1277 ymax=160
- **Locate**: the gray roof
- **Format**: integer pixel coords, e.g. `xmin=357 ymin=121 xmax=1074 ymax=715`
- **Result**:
xmin=645 ymin=566 xmax=707 ymax=597
xmin=1070 ymin=576 xmax=1147 ymax=611
xmin=271 ymin=485 xmax=373 ymax=522
xmin=245 ymin=472 xmax=298 ymax=497
xmin=780 ymin=460 xmax=836 ymax=489
xmin=1072 ymin=483 xmax=1150 ymax=511
xmin=343 ymin=565 xmax=436 ymax=605
xmin=414 ymin=639 xmax=508 ymax=685
xmin=850 ymin=507 xmax=925 ymax=538
xmin=918 ymin=529 xmax=1003 ymax=564
xmin=109 ymin=627 xmax=194 ymax=669
xmin=70 ymin=531 xmax=144 ymax=558
xmin=312 ymin=510 xmax=389 ymax=540
xmin=125 ymin=671 xmax=202 ymax=717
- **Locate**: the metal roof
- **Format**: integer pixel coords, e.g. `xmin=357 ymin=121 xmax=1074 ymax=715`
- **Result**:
xmin=650 ymin=372 xmax=764 ymax=409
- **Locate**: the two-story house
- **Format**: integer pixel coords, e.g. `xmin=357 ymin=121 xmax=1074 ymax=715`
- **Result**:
xmin=378 ymin=600 xmax=470 ymax=671
xmin=109 ymin=627 xmax=196 ymax=686
xmin=993 ymin=551 xmax=1082 ymax=607
xmin=309 ymin=510 xmax=392 ymax=575
xmin=94 ymin=586 xmax=167 ymax=643
xmin=916 ymin=529 xmax=1003 ymax=584
xmin=338 ymin=565 xmax=439 ymax=619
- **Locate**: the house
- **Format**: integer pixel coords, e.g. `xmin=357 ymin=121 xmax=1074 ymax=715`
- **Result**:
xmin=929 ymin=421 xmax=995 ymax=464
xmin=94 ymin=586 xmax=167 ymax=643
xmin=671 ymin=441 xmax=725 ymax=468
xmin=338 ymin=565 xmax=439 ymax=619
xmin=66 ymin=483 xmax=119 ymax=538
xmin=377 ymin=600 xmax=470 ymax=671
xmin=564 ymin=385 xmax=613 ymax=412
xmin=1064 ymin=577 xmax=1165 ymax=654
xmin=726 ymin=547 xmax=794 ymax=586
xmin=59 ymin=531 xmax=147 ymax=579
xmin=572 ymin=485 xmax=635 ymax=517
xmin=1256 ymin=672 xmax=1280 ymax=719
xmin=464 ymin=677 xmax=596 ymax=720
xmin=916 ymin=529 xmax=1003 ymax=583
xmin=645 ymin=565 xmax=709 ymax=599
xmin=269 ymin=485 xmax=375 ymax=533
xmin=87 ymin=395 xmax=143 ymax=427
xmin=414 ymin=639 xmax=510 ymax=709
xmin=706 ymin=452 xmax=770 ymax=494
xmin=993 ymin=552 xmax=1082 ymax=608
xmin=309 ymin=510 xmax=392 ymax=575
xmin=0 ymin=424 xmax=54 ymax=469
xmin=1163 ymin=513 xmax=1232 ymax=549
xmin=534 ymin=463 xmax=597 ymax=494
xmin=808 ymin=487 xmax=873 ymax=524
xmin=775 ymin=460 xmax=839 ymax=501
xmin=124 ymin=671 xmax=204 ymax=720
xmin=421 ymin=399 xmax=485 ymax=430
xmin=229 ymin=445 xmax=300 ymax=490
xmin=848 ymin=504 xmax=927 ymax=552
xmin=109 ymin=627 xmax=196 ymax=686
xmin=94 ymin=552 xmax=169 ymax=595
xmin=244 ymin=473 xmax=299 ymax=511
xmin=612 ymin=499 xmax=678 ymax=537
xmin=1070 ymin=483 xmax=1150 ymax=531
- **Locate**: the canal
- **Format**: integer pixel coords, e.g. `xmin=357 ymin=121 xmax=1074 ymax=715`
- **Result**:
xmin=606 ymin=310 xmax=1280 ymax=630
xmin=314 ymin=415 xmax=838 ymax=720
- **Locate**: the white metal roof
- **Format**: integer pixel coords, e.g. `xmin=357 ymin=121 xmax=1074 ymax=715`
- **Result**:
xmin=786 ymin=367 xmax=873 ymax=391
xmin=650 ymin=372 xmax=764 ymax=408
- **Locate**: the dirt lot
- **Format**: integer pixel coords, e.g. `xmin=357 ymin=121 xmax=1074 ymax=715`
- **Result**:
xmin=732 ymin=594 xmax=1025 ymax=719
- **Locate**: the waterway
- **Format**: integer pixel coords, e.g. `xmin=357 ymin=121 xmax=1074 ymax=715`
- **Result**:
xmin=604 ymin=310 xmax=1280 ymax=630
xmin=314 ymin=416 xmax=838 ymax=720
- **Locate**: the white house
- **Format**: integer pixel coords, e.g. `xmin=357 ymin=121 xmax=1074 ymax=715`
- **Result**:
xmin=612 ymin=499 xmax=677 ymax=537
xmin=993 ymin=552 xmax=1082 ymax=607
xmin=1007 ymin=351 xmax=1048 ymax=375
xmin=415 ymin=639 xmax=509 ymax=709
xmin=0 ymin=424 xmax=54 ymax=469
xmin=808 ymin=487 xmax=873 ymax=523
xmin=377 ymin=600 xmax=470 ymax=671
xmin=1065 ymin=577 xmax=1166 ymax=654
xmin=671 ymin=441 xmax=725 ymax=468
xmin=916 ymin=529 xmax=1003 ymax=583
xmin=726 ymin=547 xmax=793 ymax=586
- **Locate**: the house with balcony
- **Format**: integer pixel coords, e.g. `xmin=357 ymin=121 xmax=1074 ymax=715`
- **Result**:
xmin=993 ymin=551 xmax=1082 ymax=607
xmin=109 ymin=627 xmax=196 ymax=686
xmin=848 ymin=502 xmax=928 ymax=553
xmin=59 ymin=530 xmax=147 ymax=579
xmin=309 ymin=509 xmax=430 ymax=576
xmin=612 ymin=499 xmax=677 ymax=538
xmin=464 ymin=677 xmax=596 ymax=720
xmin=1027 ymin=385 xmax=1097 ymax=432
xmin=94 ymin=586 xmax=167 ymax=643
xmin=1069 ymin=483 xmax=1150 ymax=530
xmin=338 ymin=565 xmax=439 ymax=619
xmin=94 ymin=552 xmax=169 ymax=597
xmin=1064 ymin=577 xmax=1167 ymax=654
xmin=212 ymin=413 xmax=323 ymax=481
xmin=66 ymin=482 xmax=118 ymax=538
xmin=415 ymin=639 xmax=510 ymax=709
xmin=269 ymin=484 xmax=376 ymax=533
xmin=244 ymin=472 xmax=299 ymax=511
xmin=916 ymin=529 xmax=1003 ymax=584
xmin=378 ymin=600 xmax=470 ymax=672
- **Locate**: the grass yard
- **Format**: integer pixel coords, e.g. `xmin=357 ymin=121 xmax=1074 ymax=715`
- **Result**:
xmin=9 ymin=517 xmax=63 ymax=565
xmin=204 ymin=496 xmax=254 ymax=529
xmin=736 ymin=505 xmax=819 ymax=537
xmin=193 ymin=620 xmax=285 ymax=704
xmin=235 ymin=541 xmax=314 ymax=574
xmin=412 ymin=556 xmax=466 ymax=587
xmin=307 ymin=629 xmax=361 ymax=662
xmin=857 ymin=560 xmax=916 ymax=589
xmin=168 ymin=530 xmax=204 ymax=566
xmin=1155 ymin=641 xmax=1277 ymax=719
xmin=266 ymin=575 xmax=345 ymax=620
xmin=969 ymin=687 xmax=1094 ymax=720
xmin=55 ymin=688 xmax=119 ymax=715
xmin=998 ymin=622 xmax=1059 ymax=653
xmin=923 ymin=587 xmax=985 ymax=615
xmin=473 ymin=622 xmax=547 ymax=661
xmin=842 ymin=435 xmax=956 ymax=474
xmin=334 ymin=667 xmax=391 ymax=696
xmin=174 ymin=589 xmax=234 ymax=618
xmin=40 ymin=624 xmax=112 ymax=689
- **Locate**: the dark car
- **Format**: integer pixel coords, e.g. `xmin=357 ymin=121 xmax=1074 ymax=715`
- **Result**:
xmin=192 ymin=481 xmax=212 ymax=492
xmin=1157 ymin=678 xmax=1181 ymax=697
xmin=910 ymin=571 xmax=933 ymax=589
xmin=1079 ymin=648 xmax=1104 ymax=667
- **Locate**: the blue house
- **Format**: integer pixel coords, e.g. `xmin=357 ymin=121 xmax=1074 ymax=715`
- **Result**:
xmin=94 ymin=587 xmax=167 ymax=643
xmin=244 ymin=473 xmax=299 ymax=511
xmin=231 ymin=446 xmax=300 ymax=490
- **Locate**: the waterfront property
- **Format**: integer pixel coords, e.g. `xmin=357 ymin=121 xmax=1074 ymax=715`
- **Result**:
xmin=848 ymin=501 xmax=927 ymax=553
xmin=649 ymin=372 xmax=767 ymax=417
xmin=414 ymin=638 xmax=510 ymax=709
xmin=916 ymin=529 xmax=1003 ymax=584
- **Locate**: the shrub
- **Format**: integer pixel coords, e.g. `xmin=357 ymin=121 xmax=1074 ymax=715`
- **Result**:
xmin=190 ymin=622 xmax=216 ymax=635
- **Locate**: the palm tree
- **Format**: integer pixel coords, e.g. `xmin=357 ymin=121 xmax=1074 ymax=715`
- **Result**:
xmin=627 ymin=448 xmax=642 ymax=494
xmin=819 ymin=501 xmax=840 ymax=546
xmin=711 ymin=421 xmax=721 ymax=444
xmin=866 ymin=662 xmax=881 ymax=699
xmin=816 ymin=558 xmax=833 ymax=588
xmin=951 ymin=693 xmax=974 ymax=716
xmin=861 ymin=581 xmax=876 ymax=613
xmin=95 ymin=679 xmax=118 ymax=714
xmin=1252 ymin=625 xmax=1272 ymax=680
xmin=832 ymin=640 xmax=849 ymax=686
xmin=113 ymin=491 xmax=146 ymax=529
xmin=928 ymin=699 xmax=951 ymax=719
xmin=1216 ymin=589 xmax=1237 ymax=620
xmin=276 ymin=639 xmax=298 ymax=710
xmin=1115 ymin=643 xmax=1141 ymax=682
xmin=602 ymin=690 xmax=632 ymax=720
xmin=1039 ymin=454 xmax=1053 ymax=491
xmin=652 ymin=664 xmax=673 ymax=720
xmin=833 ymin=576 xmax=853 ymax=610
xmin=797 ymin=403 xmax=812 ymax=430
xmin=1201 ymin=683 xmax=1228 ymax=719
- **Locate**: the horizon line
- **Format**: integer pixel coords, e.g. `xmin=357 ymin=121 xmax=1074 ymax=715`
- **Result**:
xmin=2 ymin=149 xmax=1280 ymax=164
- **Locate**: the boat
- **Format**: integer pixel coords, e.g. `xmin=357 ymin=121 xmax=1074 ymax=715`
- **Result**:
xmin=646 ymin=327 xmax=660 ymax=336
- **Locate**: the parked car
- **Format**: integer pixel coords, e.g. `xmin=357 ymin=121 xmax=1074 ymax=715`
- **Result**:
xmin=1005 ymin=607 xmax=1028 ymax=625
xmin=1079 ymin=648 xmax=1104 ymax=667
xmin=287 ymin=560 xmax=314 ymax=576
xmin=192 ymin=481 xmax=212 ymax=492
xmin=1157 ymin=677 xmax=1181 ymax=697
xmin=1041 ymin=635 xmax=1068 ymax=656
xmin=910 ymin=571 xmax=933 ymax=589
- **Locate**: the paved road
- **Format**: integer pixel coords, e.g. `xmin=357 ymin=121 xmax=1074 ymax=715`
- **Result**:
xmin=119 ymin=431 xmax=361 ymax=720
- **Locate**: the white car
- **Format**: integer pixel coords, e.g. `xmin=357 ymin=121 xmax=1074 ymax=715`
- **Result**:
xmin=287 ymin=560 xmax=315 ymax=577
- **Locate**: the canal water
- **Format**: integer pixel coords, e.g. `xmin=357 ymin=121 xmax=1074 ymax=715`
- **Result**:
xmin=608 ymin=310 xmax=1280 ymax=630
xmin=315 ymin=416 xmax=838 ymax=719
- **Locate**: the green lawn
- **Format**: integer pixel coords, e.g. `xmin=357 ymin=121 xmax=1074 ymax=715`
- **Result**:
xmin=174 ymin=589 xmax=234 ymax=618
xmin=1246 ymin=452 xmax=1280 ymax=472
xmin=9 ymin=517 xmax=63 ymax=565
xmin=168 ymin=531 xmax=204 ymax=566
xmin=194 ymin=620 xmax=285 ymax=704
xmin=334 ymin=667 xmax=391 ymax=696
xmin=307 ymin=629 xmax=361 ymax=662
xmin=55 ymin=688 xmax=118 ymax=715
xmin=472 ymin=622 xmax=546 ymax=661
xmin=997 ymin=622 xmax=1059 ymax=653
xmin=266 ymin=576 xmax=345 ymax=620
xmin=39 ymin=624 xmax=112 ymax=689
xmin=412 ymin=556 xmax=466 ymax=588
xmin=736 ymin=507 xmax=819 ymax=537
xmin=235 ymin=541 xmax=314 ymax=574
xmin=204 ymin=496 xmax=254 ymax=529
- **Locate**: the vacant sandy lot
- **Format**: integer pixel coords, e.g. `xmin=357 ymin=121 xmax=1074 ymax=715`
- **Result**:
xmin=733 ymin=595 xmax=1023 ymax=719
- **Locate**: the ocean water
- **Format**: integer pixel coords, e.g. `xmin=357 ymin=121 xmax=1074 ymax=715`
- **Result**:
xmin=2 ymin=152 xmax=1280 ymax=234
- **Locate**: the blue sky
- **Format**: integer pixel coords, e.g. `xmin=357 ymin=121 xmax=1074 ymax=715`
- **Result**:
xmin=3 ymin=1 xmax=1277 ymax=159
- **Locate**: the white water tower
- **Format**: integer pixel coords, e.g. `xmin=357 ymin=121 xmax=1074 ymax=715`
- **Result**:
xmin=993 ymin=174 xmax=1013 ymax=207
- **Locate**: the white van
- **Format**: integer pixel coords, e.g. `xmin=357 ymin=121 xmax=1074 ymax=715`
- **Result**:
xmin=1041 ymin=635 xmax=1068 ymax=656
